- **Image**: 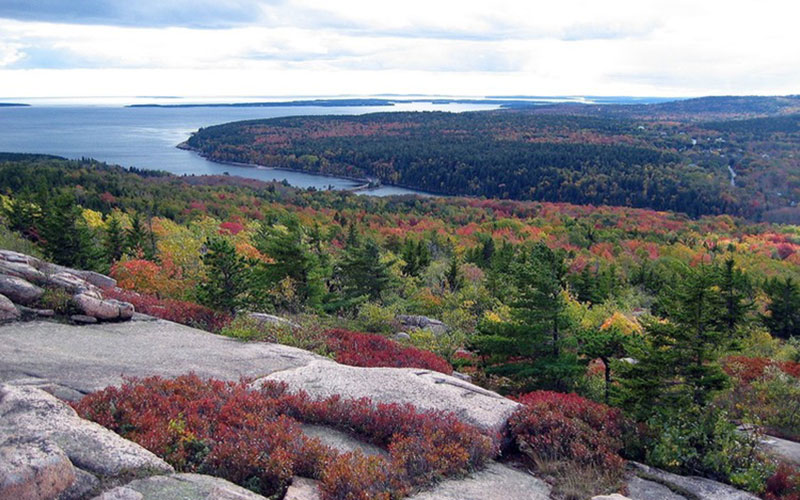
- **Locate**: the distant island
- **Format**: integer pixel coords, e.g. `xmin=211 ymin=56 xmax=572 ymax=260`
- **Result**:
xmin=182 ymin=95 xmax=800 ymax=221
xmin=129 ymin=97 xmax=563 ymax=109
xmin=0 ymin=103 xmax=30 ymax=107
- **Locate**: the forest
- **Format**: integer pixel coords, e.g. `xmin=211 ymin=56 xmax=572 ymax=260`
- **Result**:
xmin=184 ymin=101 xmax=800 ymax=222
xmin=4 ymin=153 xmax=800 ymax=497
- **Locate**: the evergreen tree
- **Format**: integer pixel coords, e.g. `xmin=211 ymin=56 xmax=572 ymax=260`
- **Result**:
xmin=445 ymin=253 xmax=461 ymax=292
xmin=579 ymin=325 xmax=635 ymax=404
xmin=716 ymin=258 xmax=752 ymax=336
xmin=3 ymin=190 xmax=40 ymax=239
xmin=471 ymin=244 xmax=582 ymax=391
xmin=196 ymin=236 xmax=250 ymax=315
xmin=762 ymin=277 xmax=800 ymax=339
xmin=39 ymin=192 xmax=102 ymax=270
xmin=103 ymin=215 xmax=127 ymax=264
xmin=336 ymin=237 xmax=395 ymax=308
xmin=252 ymin=219 xmax=325 ymax=311
xmin=401 ymin=238 xmax=431 ymax=277
xmin=618 ymin=265 xmax=731 ymax=419
xmin=126 ymin=212 xmax=153 ymax=259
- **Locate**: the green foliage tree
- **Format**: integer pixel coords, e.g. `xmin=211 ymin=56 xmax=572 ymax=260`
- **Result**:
xmin=445 ymin=254 xmax=461 ymax=292
xmin=335 ymin=237 xmax=395 ymax=309
xmin=39 ymin=192 xmax=102 ymax=270
xmin=252 ymin=218 xmax=325 ymax=311
xmin=578 ymin=325 xmax=634 ymax=404
xmin=717 ymin=258 xmax=753 ymax=336
xmin=400 ymin=238 xmax=431 ymax=277
xmin=104 ymin=215 xmax=126 ymax=264
xmin=196 ymin=236 xmax=249 ymax=315
xmin=762 ymin=277 xmax=800 ymax=339
xmin=618 ymin=265 xmax=732 ymax=419
xmin=471 ymin=243 xmax=582 ymax=391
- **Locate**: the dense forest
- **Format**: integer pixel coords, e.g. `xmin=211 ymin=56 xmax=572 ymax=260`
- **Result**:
xmin=184 ymin=102 xmax=800 ymax=221
xmin=5 ymin=153 xmax=800 ymax=498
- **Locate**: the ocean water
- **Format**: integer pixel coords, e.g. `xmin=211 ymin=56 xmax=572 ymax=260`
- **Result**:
xmin=0 ymin=101 xmax=497 ymax=196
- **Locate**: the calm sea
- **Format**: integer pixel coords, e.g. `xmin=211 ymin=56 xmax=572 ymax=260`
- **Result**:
xmin=0 ymin=101 xmax=497 ymax=196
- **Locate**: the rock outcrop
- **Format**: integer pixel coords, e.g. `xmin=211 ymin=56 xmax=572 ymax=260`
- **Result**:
xmin=407 ymin=461 xmax=550 ymax=500
xmin=630 ymin=462 xmax=760 ymax=500
xmin=94 ymin=473 xmax=268 ymax=500
xmin=0 ymin=320 xmax=326 ymax=399
xmin=255 ymin=360 xmax=520 ymax=437
xmin=0 ymin=250 xmax=134 ymax=323
xmin=0 ymin=384 xmax=173 ymax=499
xmin=396 ymin=314 xmax=448 ymax=335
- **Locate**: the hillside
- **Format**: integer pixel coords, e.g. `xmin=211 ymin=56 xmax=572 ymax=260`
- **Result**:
xmin=4 ymin=155 xmax=800 ymax=498
xmin=182 ymin=101 xmax=800 ymax=220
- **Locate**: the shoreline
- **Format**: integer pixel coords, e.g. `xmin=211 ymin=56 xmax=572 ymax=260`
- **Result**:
xmin=178 ymin=141 xmax=438 ymax=196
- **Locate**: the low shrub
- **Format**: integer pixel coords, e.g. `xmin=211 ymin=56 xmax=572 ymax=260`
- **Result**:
xmin=73 ymin=375 xmax=495 ymax=499
xmin=645 ymin=406 xmax=773 ymax=493
xmin=510 ymin=391 xmax=628 ymax=471
xmin=721 ymin=356 xmax=800 ymax=440
xmin=509 ymin=391 xmax=630 ymax=498
xmin=766 ymin=463 xmax=800 ymax=500
xmin=325 ymin=329 xmax=453 ymax=374
xmin=103 ymin=287 xmax=231 ymax=333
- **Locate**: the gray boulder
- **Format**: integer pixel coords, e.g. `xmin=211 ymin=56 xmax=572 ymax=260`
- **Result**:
xmin=0 ymin=436 xmax=76 ymax=500
xmin=255 ymin=360 xmax=520 ymax=437
xmin=0 ymin=294 xmax=20 ymax=322
xmin=759 ymin=433 xmax=800 ymax=466
xmin=0 ymin=384 xmax=173 ymax=481
xmin=301 ymin=424 xmax=387 ymax=457
xmin=630 ymin=462 xmax=758 ymax=500
xmin=407 ymin=461 xmax=550 ymax=500
xmin=0 ymin=320 xmax=325 ymax=398
xmin=94 ymin=473 xmax=268 ymax=500
xmin=285 ymin=477 xmax=320 ymax=500
xmin=626 ymin=475 xmax=686 ymax=499
xmin=248 ymin=312 xmax=300 ymax=329
xmin=72 ymin=293 xmax=135 ymax=321
xmin=396 ymin=314 xmax=448 ymax=335
xmin=0 ymin=274 xmax=44 ymax=305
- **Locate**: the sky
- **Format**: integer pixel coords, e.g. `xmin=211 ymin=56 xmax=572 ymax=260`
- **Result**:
xmin=0 ymin=0 xmax=798 ymax=99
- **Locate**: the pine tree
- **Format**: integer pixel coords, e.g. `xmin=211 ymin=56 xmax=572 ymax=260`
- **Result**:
xmin=196 ymin=237 xmax=249 ymax=315
xmin=763 ymin=277 xmax=800 ymax=339
xmin=336 ymin=237 xmax=395 ymax=307
xmin=445 ymin=254 xmax=461 ymax=292
xmin=717 ymin=258 xmax=752 ymax=336
xmin=39 ymin=192 xmax=102 ymax=270
xmin=471 ymin=243 xmax=582 ymax=391
xmin=104 ymin=215 xmax=126 ymax=264
xmin=127 ymin=212 xmax=153 ymax=259
xmin=252 ymin=219 xmax=325 ymax=311
xmin=618 ymin=265 xmax=731 ymax=419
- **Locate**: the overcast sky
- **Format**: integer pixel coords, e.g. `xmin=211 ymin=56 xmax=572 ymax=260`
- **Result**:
xmin=0 ymin=0 xmax=798 ymax=98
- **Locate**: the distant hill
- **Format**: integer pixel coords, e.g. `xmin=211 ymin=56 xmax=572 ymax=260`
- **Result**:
xmin=182 ymin=97 xmax=800 ymax=220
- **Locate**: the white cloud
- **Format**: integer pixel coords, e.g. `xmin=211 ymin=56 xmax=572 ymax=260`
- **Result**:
xmin=0 ymin=0 xmax=799 ymax=97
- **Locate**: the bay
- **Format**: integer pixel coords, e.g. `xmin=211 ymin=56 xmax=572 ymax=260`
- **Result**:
xmin=0 ymin=101 xmax=498 ymax=196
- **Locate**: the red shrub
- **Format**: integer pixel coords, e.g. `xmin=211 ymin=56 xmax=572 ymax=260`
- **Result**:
xmin=73 ymin=375 xmax=495 ymax=500
xmin=723 ymin=356 xmax=800 ymax=384
xmin=325 ymin=329 xmax=452 ymax=374
xmin=766 ymin=463 xmax=800 ymax=500
xmin=509 ymin=391 xmax=628 ymax=471
xmin=103 ymin=287 xmax=231 ymax=333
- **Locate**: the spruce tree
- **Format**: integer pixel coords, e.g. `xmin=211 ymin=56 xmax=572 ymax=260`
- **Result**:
xmin=471 ymin=243 xmax=582 ymax=391
xmin=196 ymin=236 xmax=249 ymax=315
xmin=618 ymin=265 xmax=731 ymax=419
xmin=252 ymin=219 xmax=325 ymax=311
xmin=763 ymin=277 xmax=800 ymax=339
xmin=336 ymin=237 xmax=395 ymax=307
xmin=104 ymin=215 xmax=127 ymax=264
xmin=39 ymin=192 xmax=102 ymax=270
